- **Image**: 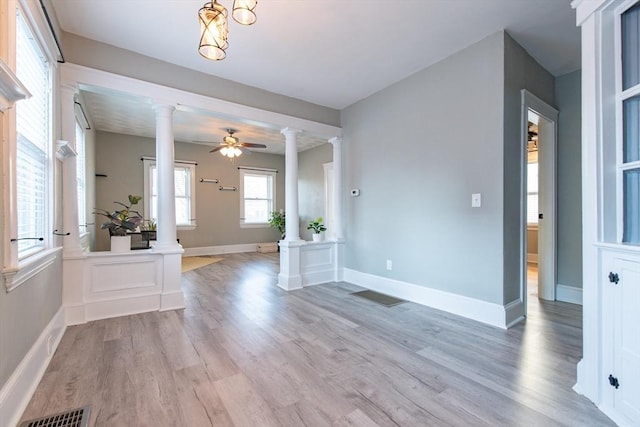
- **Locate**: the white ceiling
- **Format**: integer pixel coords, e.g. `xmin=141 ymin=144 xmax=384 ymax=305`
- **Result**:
xmin=51 ymin=0 xmax=581 ymax=153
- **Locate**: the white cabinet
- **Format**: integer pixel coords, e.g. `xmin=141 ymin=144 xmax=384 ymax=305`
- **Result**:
xmin=574 ymin=0 xmax=640 ymax=424
xmin=601 ymin=248 xmax=640 ymax=424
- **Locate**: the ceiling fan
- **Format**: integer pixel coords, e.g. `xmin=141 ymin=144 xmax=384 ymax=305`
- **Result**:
xmin=205 ymin=128 xmax=266 ymax=158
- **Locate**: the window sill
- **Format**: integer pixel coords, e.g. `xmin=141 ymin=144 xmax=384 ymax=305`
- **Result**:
xmin=3 ymin=247 xmax=62 ymax=292
xmin=177 ymin=225 xmax=196 ymax=231
xmin=240 ymin=222 xmax=270 ymax=229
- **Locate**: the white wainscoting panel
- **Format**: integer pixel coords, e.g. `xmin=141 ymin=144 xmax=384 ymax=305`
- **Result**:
xmin=301 ymin=242 xmax=335 ymax=286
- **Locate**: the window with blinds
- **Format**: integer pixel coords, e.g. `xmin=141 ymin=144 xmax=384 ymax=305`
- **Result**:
xmin=15 ymin=10 xmax=51 ymax=257
xmin=76 ymin=121 xmax=86 ymax=233
xmin=143 ymin=159 xmax=196 ymax=228
xmin=240 ymin=170 xmax=275 ymax=226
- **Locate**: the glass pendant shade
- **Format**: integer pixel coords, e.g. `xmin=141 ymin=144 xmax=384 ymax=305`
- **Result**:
xmin=232 ymin=0 xmax=257 ymax=25
xmin=198 ymin=1 xmax=229 ymax=61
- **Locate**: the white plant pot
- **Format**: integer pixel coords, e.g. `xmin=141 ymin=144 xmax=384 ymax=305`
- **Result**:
xmin=110 ymin=235 xmax=131 ymax=253
xmin=312 ymin=233 xmax=322 ymax=242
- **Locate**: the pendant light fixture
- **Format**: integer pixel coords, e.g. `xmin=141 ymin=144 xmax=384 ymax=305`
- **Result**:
xmin=198 ymin=0 xmax=257 ymax=61
xmin=232 ymin=0 xmax=257 ymax=25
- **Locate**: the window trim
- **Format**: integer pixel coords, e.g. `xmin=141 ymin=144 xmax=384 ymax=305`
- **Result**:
xmin=615 ymin=0 xmax=640 ymax=243
xmin=239 ymin=169 xmax=276 ymax=228
xmin=2 ymin=1 xmax=57 ymax=291
xmin=142 ymin=158 xmax=197 ymax=231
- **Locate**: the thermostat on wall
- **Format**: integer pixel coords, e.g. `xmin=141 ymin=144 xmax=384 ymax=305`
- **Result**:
xmin=351 ymin=189 xmax=360 ymax=196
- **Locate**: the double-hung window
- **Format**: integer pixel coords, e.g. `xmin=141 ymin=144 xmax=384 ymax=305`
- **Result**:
xmin=239 ymin=169 xmax=276 ymax=226
xmin=143 ymin=158 xmax=197 ymax=229
xmin=15 ymin=9 xmax=52 ymax=258
xmin=76 ymin=120 xmax=87 ymax=233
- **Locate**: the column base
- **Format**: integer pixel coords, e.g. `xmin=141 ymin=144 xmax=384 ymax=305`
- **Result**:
xmin=278 ymin=240 xmax=305 ymax=291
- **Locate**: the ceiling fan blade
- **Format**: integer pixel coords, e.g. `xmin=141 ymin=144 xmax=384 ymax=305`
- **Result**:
xmin=209 ymin=145 xmax=225 ymax=153
xmin=240 ymin=142 xmax=267 ymax=149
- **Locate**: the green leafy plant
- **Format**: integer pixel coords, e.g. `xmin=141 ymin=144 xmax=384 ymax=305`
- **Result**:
xmin=95 ymin=195 xmax=144 ymax=236
xmin=141 ymin=218 xmax=157 ymax=231
xmin=268 ymin=210 xmax=286 ymax=240
xmin=307 ymin=217 xmax=327 ymax=234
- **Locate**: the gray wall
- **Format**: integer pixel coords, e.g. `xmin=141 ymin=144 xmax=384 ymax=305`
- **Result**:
xmin=342 ymin=32 xmax=506 ymax=304
xmin=94 ymin=132 xmax=285 ymax=251
xmin=556 ymin=70 xmax=582 ymax=289
xmin=502 ymin=32 xmax=555 ymax=303
xmin=299 ymin=143 xmax=333 ymax=241
xmin=61 ymin=32 xmax=340 ymax=127
xmin=0 ymin=256 xmax=63 ymax=388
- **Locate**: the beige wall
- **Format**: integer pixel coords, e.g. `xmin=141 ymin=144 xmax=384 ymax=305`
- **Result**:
xmin=527 ymin=227 xmax=538 ymax=256
xmin=94 ymin=131 xmax=285 ymax=251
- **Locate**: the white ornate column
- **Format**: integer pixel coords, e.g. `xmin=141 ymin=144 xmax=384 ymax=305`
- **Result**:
xmin=60 ymin=84 xmax=88 ymax=323
xmin=153 ymin=104 xmax=180 ymax=251
xmin=282 ymin=127 xmax=302 ymax=242
xmin=59 ymin=84 xmax=83 ymax=256
xmin=329 ymin=137 xmax=343 ymax=240
xmin=278 ymin=127 xmax=304 ymax=290
xmin=152 ymin=103 xmax=184 ymax=311
xmin=329 ymin=136 xmax=345 ymax=282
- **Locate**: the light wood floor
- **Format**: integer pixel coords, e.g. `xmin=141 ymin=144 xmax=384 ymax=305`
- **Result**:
xmin=20 ymin=253 xmax=614 ymax=426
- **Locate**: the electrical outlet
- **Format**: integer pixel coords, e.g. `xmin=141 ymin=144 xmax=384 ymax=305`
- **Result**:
xmin=386 ymin=260 xmax=392 ymax=270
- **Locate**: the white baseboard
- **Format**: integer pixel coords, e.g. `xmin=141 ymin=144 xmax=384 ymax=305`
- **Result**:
xmin=527 ymin=253 xmax=538 ymax=264
xmin=556 ymin=284 xmax=583 ymax=305
xmin=343 ymin=268 xmax=511 ymax=329
xmin=504 ymin=299 xmax=525 ymax=327
xmin=0 ymin=307 xmax=66 ymax=427
xmin=183 ymin=243 xmax=258 ymax=257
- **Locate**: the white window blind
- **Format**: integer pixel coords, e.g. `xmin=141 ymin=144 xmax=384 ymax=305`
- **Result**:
xmin=76 ymin=121 xmax=86 ymax=232
xmin=15 ymin=10 xmax=50 ymax=257
xmin=143 ymin=159 xmax=196 ymax=228
xmin=240 ymin=170 xmax=275 ymax=225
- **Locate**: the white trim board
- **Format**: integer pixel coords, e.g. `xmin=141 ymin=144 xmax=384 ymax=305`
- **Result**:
xmin=343 ymin=268 xmax=513 ymax=329
xmin=0 ymin=307 xmax=66 ymax=427
xmin=556 ymin=284 xmax=583 ymax=305
xmin=182 ymin=243 xmax=259 ymax=257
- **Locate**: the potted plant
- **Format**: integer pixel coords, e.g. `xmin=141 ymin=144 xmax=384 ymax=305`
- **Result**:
xmin=307 ymin=217 xmax=327 ymax=242
xmin=268 ymin=210 xmax=286 ymax=241
xmin=140 ymin=218 xmax=157 ymax=243
xmin=94 ymin=195 xmax=144 ymax=252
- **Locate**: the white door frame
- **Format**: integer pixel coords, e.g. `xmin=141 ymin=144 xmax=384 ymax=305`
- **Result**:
xmin=521 ymin=90 xmax=559 ymax=310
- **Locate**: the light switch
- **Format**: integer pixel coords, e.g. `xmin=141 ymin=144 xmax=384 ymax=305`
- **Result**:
xmin=472 ymin=193 xmax=481 ymax=208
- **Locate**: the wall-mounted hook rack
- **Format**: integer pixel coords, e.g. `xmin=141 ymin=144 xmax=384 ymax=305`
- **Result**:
xmin=200 ymin=178 xmax=219 ymax=184
xmin=219 ymin=186 xmax=237 ymax=192
xmin=53 ymin=229 xmax=71 ymax=236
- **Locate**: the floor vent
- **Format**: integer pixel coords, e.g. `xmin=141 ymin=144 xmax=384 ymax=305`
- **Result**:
xmin=351 ymin=290 xmax=406 ymax=307
xmin=21 ymin=406 xmax=90 ymax=427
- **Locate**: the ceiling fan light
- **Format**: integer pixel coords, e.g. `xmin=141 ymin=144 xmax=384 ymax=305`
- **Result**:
xmin=198 ymin=1 xmax=229 ymax=61
xmin=220 ymin=146 xmax=229 ymax=156
xmin=234 ymin=147 xmax=243 ymax=156
xmin=232 ymin=0 xmax=257 ymax=25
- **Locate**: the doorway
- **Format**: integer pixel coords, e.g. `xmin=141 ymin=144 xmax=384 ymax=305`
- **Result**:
xmin=521 ymin=90 xmax=558 ymax=314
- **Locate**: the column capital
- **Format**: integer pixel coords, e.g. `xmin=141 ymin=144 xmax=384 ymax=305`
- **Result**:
xmin=281 ymin=127 xmax=302 ymax=137
xmin=60 ymin=83 xmax=79 ymax=95
xmin=329 ymin=136 xmax=342 ymax=145
xmin=153 ymin=103 xmax=176 ymax=114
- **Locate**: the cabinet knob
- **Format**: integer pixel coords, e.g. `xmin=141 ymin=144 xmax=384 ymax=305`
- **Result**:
xmin=608 ymin=272 xmax=620 ymax=284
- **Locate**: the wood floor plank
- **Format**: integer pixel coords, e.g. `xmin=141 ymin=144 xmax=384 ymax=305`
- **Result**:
xmin=20 ymin=252 xmax=616 ymax=427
